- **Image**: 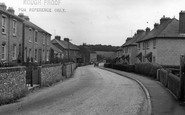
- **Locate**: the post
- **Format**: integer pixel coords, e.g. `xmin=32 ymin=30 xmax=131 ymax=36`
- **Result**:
xmin=68 ymin=41 xmax=70 ymax=62
xmin=180 ymin=55 xmax=185 ymax=101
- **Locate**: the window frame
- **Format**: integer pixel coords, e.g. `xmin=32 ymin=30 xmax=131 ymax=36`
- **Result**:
xmin=34 ymin=30 xmax=38 ymax=43
xmin=29 ymin=28 xmax=32 ymax=42
xmin=2 ymin=43 xmax=6 ymax=60
xmin=2 ymin=15 xmax=7 ymax=34
xmin=12 ymin=19 xmax=17 ymax=36
xmin=12 ymin=44 xmax=16 ymax=60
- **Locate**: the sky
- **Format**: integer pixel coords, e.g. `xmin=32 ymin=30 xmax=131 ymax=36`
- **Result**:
xmin=0 ymin=0 xmax=185 ymax=46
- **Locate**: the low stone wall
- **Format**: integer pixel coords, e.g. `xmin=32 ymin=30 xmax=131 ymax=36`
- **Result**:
xmin=41 ymin=64 xmax=64 ymax=87
xmin=41 ymin=63 xmax=77 ymax=87
xmin=0 ymin=66 xmax=28 ymax=105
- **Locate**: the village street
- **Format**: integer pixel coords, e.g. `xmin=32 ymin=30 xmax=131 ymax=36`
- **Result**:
xmin=0 ymin=66 xmax=148 ymax=115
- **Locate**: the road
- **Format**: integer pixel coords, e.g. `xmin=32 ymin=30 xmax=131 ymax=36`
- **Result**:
xmin=0 ymin=66 xmax=148 ymax=115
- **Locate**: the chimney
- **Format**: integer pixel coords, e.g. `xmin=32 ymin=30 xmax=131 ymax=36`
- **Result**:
xmin=64 ymin=38 xmax=69 ymax=42
xmin=0 ymin=3 xmax=7 ymax=11
xmin=179 ymin=11 xmax=185 ymax=33
xmin=137 ymin=29 xmax=144 ymax=34
xmin=160 ymin=15 xmax=171 ymax=24
xmin=7 ymin=7 xmax=15 ymax=14
xmin=154 ymin=23 xmax=159 ymax=29
xmin=146 ymin=27 xmax=150 ymax=33
xmin=24 ymin=16 xmax=30 ymax=21
xmin=18 ymin=13 xmax=24 ymax=18
xmin=126 ymin=37 xmax=132 ymax=42
xmin=55 ymin=35 xmax=61 ymax=41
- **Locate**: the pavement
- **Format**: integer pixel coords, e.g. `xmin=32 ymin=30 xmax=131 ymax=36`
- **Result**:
xmin=102 ymin=67 xmax=185 ymax=115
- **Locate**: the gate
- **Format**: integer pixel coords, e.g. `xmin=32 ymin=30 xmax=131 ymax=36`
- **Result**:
xmin=26 ymin=65 xmax=41 ymax=87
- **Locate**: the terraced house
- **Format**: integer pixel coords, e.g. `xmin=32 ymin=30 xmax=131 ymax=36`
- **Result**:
xmin=137 ymin=11 xmax=185 ymax=66
xmin=19 ymin=13 xmax=51 ymax=64
xmin=0 ymin=3 xmax=51 ymax=65
xmin=121 ymin=29 xmax=147 ymax=65
xmin=51 ymin=36 xmax=80 ymax=62
xmin=0 ymin=3 xmax=24 ymax=63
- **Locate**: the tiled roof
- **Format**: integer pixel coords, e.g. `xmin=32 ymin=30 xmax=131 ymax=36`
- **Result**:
xmin=24 ymin=20 xmax=51 ymax=35
xmin=137 ymin=18 xmax=183 ymax=42
xmin=51 ymin=39 xmax=79 ymax=51
xmin=50 ymin=44 xmax=63 ymax=53
xmin=122 ymin=31 xmax=146 ymax=47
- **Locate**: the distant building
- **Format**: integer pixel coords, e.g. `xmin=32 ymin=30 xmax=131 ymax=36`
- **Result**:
xmin=51 ymin=36 xmax=80 ymax=62
xmin=50 ymin=43 xmax=63 ymax=60
xmin=78 ymin=44 xmax=97 ymax=64
xmin=137 ymin=12 xmax=185 ymax=66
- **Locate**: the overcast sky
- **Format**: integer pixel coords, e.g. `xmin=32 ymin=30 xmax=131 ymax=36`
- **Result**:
xmin=1 ymin=0 xmax=185 ymax=46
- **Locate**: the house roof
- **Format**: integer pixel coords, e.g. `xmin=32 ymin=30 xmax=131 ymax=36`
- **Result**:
xmin=137 ymin=18 xmax=185 ymax=42
xmin=50 ymin=44 xmax=63 ymax=53
xmin=122 ymin=30 xmax=146 ymax=47
xmin=0 ymin=9 xmax=23 ymax=22
xmin=51 ymin=39 xmax=79 ymax=51
xmin=24 ymin=20 xmax=51 ymax=35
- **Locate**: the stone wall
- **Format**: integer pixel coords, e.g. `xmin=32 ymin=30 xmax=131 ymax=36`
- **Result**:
xmin=41 ymin=64 xmax=64 ymax=87
xmin=0 ymin=66 xmax=28 ymax=105
xmin=41 ymin=63 xmax=77 ymax=87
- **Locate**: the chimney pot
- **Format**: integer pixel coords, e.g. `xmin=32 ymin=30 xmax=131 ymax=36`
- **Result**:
xmin=154 ymin=23 xmax=160 ymax=28
xmin=146 ymin=27 xmax=150 ymax=33
xmin=160 ymin=15 xmax=171 ymax=24
xmin=0 ymin=3 xmax=7 ymax=11
xmin=7 ymin=7 xmax=15 ymax=14
xmin=137 ymin=29 xmax=144 ymax=34
xmin=126 ymin=37 xmax=132 ymax=42
xmin=55 ymin=35 xmax=61 ymax=41
xmin=64 ymin=38 xmax=69 ymax=42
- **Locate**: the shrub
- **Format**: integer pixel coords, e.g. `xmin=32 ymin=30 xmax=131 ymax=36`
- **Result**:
xmin=135 ymin=63 xmax=162 ymax=78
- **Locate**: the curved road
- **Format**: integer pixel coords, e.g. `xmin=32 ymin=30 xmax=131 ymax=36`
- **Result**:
xmin=0 ymin=66 xmax=148 ymax=115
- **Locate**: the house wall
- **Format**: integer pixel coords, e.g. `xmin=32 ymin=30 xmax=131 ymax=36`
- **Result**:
xmin=130 ymin=46 xmax=137 ymax=65
xmin=24 ymin=25 xmax=51 ymax=63
xmin=0 ymin=13 xmax=23 ymax=63
xmin=157 ymin=39 xmax=185 ymax=66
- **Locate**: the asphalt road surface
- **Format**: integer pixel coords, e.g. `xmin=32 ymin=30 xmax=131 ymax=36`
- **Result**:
xmin=0 ymin=65 xmax=148 ymax=115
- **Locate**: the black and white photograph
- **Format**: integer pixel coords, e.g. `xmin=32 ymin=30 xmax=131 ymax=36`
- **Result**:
xmin=0 ymin=0 xmax=185 ymax=115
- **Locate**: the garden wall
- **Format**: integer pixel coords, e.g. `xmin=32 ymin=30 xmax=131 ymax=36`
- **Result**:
xmin=0 ymin=66 xmax=28 ymax=105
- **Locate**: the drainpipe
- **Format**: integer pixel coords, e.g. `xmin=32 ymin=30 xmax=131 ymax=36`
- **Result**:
xmin=22 ymin=22 xmax=25 ymax=65
xmin=7 ymin=15 xmax=11 ymax=62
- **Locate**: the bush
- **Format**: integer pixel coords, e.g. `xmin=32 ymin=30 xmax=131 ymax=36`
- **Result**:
xmin=135 ymin=63 xmax=162 ymax=78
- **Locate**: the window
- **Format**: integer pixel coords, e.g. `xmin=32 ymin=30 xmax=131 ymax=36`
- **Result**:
xmin=147 ymin=41 xmax=150 ymax=49
xmin=2 ymin=16 xmax=6 ymax=34
xmin=13 ymin=20 xmax=17 ymax=36
xmin=153 ymin=56 xmax=156 ymax=63
xmin=153 ymin=39 xmax=156 ymax=49
xmin=143 ymin=42 xmax=145 ymax=50
xmin=138 ymin=43 xmax=140 ymax=50
xmin=2 ymin=43 xmax=6 ymax=60
xmin=35 ymin=49 xmax=37 ymax=62
xmin=34 ymin=30 xmax=38 ymax=43
xmin=29 ymin=49 xmax=31 ymax=58
xmin=43 ymin=34 xmax=45 ymax=44
xmin=12 ymin=45 xmax=16 ymax=60
xmin=29 ymin=28 xmax=32 ymax=42
xmin=42 ymin=50 xmax=45 ymax=61
xmin=46 ymin=50 xmax=49 ymax=61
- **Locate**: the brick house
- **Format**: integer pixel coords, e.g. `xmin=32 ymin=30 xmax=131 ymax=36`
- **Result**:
xmin=51 ymin=36 xmax=80 ymax=62
xmin=121 ymin=30 xmax=147 ymax=65
xmin=0 ymin=4 xmax=24 ymax=63
xmin=78 ymin=44 xmax=97 ymax=64
xmin=137 ymin=12 xmax=185 ymax=66
xmin=18 ymin=13 xmax=51 ymax=64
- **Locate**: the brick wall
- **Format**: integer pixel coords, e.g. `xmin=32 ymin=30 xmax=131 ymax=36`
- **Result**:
xmin=0 ymin=66 xmax=28 ymax=105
